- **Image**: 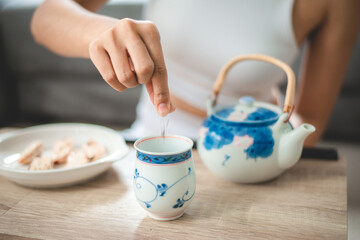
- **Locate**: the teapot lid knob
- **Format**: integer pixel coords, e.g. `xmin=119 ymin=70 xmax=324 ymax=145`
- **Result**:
xmin=239 ymin=96 xmax=254 ymax=107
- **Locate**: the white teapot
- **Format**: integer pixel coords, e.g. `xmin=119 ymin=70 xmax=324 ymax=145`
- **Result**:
xmin=197 ymin=54 xmax=315 ymax=183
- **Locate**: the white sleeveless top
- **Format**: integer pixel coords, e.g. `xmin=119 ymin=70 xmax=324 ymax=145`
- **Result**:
xmin=124 ymin=0 xmax=299 ymax=140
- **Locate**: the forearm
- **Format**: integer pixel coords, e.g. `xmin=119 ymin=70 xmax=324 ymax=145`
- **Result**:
xmin=31 ymin=0 xmax=174 ymax=116
xmin=295 ymin=42 xmax=356 ymax=146
xmin=31 ymin=0 xmax=117 ymax=58
xmin=294 ymin=0 xmax=360 ymax=146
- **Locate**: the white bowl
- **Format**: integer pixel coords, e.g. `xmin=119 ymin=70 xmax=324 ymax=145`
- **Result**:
xmin=0 ymin=123 xmax=129 ymax=188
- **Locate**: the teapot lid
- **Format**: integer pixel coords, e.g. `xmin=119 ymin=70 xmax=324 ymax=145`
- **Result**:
xmin=214 ymin=96 xmax=280 ymax=125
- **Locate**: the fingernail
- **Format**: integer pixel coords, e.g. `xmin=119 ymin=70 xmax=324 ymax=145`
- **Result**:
xmin=158 ymin=103 xmax=169 ymax=116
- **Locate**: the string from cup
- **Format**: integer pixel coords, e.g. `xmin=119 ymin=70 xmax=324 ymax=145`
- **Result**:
xmin=161 ymin=115 xmax=170 ymax=137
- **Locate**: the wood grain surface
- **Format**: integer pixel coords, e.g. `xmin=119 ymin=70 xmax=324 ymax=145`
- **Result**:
xmin=0 ymin=129 xmax=346 ymax=240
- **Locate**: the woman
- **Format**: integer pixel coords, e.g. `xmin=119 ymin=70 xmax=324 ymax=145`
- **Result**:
xmin=31 ymin=0 xmax=360 ymax=145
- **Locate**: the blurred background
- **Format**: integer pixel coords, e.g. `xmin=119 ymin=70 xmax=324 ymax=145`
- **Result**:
xmin=0 ymin=0 xmax=359 ymax=143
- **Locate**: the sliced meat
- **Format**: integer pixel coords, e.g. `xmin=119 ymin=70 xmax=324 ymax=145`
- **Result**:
xmin=65 ymin=150 xmax=89 ymax=168
xmin=83 ymin=140 xmax=105 ymax=162
xmin=52 ymin=138 xmax=73 ymax=164
xmin=29 ymin=156 xmax=53 ymax=170
xmin=18 ymin=140 xmax=43 ymax=165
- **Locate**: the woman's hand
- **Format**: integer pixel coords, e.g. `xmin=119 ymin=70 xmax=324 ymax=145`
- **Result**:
xmin=89 ymin=18 xmax=175 ymax=116
xmin=31 ymin=0 xmax=175 ymax=117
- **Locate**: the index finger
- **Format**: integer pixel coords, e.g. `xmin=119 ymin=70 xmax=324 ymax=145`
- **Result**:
xmin=137 ymin=22 xmax=173 ymax=116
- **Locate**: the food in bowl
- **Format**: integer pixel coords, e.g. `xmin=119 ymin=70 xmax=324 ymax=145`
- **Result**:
xmin=18 ymin=139 xmax=106 ymax=170
xmin=18 ymin=140 xmax=43 ymax=165
xmin=52 ymin=138 xmax=73 ymax=164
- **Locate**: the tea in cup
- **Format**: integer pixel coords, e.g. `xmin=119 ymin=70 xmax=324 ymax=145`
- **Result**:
xmin=133 ymin=135 xmax=195 ymax=220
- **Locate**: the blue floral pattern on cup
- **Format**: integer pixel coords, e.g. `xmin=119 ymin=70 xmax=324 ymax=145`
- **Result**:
xmin=136 ymin=150 xmax=192 ymax=164
xmin=173 ymin=190 xmax=194 ymax=208
xmin=134 ymin=168 xmax=195 ymax=209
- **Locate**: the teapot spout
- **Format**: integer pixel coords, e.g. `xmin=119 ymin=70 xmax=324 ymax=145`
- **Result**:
xmin=278 ymin=123 xmax=315 ymax=170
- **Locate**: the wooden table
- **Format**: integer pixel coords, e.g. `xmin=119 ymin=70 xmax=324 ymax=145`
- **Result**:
xmin=0 ymin=129 xmax=347 ymax=240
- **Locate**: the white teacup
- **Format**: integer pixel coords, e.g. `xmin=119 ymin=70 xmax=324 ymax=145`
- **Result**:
xmin=133 ymin=135 xmax=195 ymax=220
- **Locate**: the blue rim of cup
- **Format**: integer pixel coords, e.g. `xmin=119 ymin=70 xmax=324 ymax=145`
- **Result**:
xmin=134 ymin=135 xmax=193 ymax=165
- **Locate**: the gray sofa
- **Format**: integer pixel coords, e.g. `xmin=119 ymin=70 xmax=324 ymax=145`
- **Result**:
xmin=0 ymin=0 xmax=145 ymax=127
xmin=1 ymin=0 xmax=360 ymax=142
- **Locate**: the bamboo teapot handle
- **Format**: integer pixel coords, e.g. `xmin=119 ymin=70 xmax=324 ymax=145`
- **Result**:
xmin=213 ymin=54 xmax=296 ymax=121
